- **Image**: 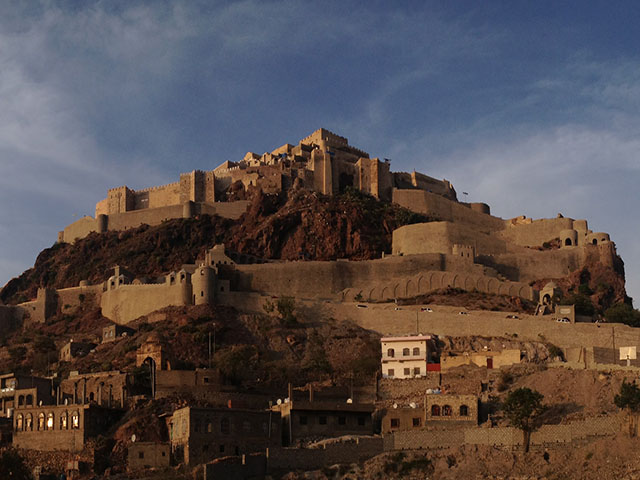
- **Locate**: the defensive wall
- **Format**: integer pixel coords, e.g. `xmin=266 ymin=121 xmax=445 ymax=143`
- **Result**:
xmin=17 ymin=284 xmax=103 ymax=324
xmin=392 ymin=222 xmax=507 ymax=256
xmin=384 ymin=415 xmax=621 ymax=451
xmin=267 ymin=437 xmax=384 ymax=471
xmin=232 ymin=254 xmax=517 ymax=301
xmin=59 ymin=201 xmax=250 ymax=243
xmin=392 ymin=189 xmax=504 ymax=233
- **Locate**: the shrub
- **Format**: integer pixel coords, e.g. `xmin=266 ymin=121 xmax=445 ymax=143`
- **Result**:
xmin=605 ymin=303 xmax=640 ymax=327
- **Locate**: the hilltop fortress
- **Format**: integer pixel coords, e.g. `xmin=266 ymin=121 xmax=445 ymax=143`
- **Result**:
xmin=5 ymin=128 xmax=616 ymax=327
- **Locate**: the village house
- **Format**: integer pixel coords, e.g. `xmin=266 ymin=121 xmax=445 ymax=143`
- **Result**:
xmin=0 ymin=373 xmax=53 ymax=417
xmin=170 ymin=406 xmax=281 ymax=466
xmin=128 ymin=442 xmax=171 ymax=471
xmin=381 ymin=335 xmax=437 ymax=379
xmin=59 ymin=340 xmax=96 ymax=362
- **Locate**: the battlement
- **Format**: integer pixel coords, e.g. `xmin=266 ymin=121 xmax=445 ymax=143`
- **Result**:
xmin=136 ymin=181 xmax=180 ymax=194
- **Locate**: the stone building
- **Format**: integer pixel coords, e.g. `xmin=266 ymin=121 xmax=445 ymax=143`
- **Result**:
xmin=381 ymin=335 xmax=436 ymax=379
xmin=0 ymin=373 xmax=53 ymax=417
xmin=59 ymin=371 xmax=131 ymax=408
xmin=272 ymin=399 xmax=375 ymax=446
xmin=169 ymin=406 xmax=280 ymax=465
xmin=102 ymin=323 xmax=135 ymax=343
xmin=128 ymin=442 xmax=170 ymax=471
xmin=13 ymin=404 xmax=123 ymax=451
xmin=59 ymin=340 xmax=97 ymax=362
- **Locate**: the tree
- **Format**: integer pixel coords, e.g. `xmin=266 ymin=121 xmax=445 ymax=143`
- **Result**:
xmin=605 ymin=303 xmax=640 ymax=327
xmin=502 ymin=387 xmax=545 ymax=452
xmin=614 ymin=380 xmax=640 ymax=436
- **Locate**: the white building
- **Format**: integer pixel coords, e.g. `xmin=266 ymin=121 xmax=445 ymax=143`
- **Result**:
xmin=381 ymin=335 xmax=431 ymax=379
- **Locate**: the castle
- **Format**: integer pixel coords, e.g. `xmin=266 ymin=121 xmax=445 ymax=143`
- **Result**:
xmin=58 ymin=128 xmax=457 ymax=243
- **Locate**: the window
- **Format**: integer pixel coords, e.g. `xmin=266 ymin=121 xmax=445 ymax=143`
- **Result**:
xmin=357 ymin=416 xmax=366 ymax=426
xmin=460 ymin=405 xmax=469 ymax=416
xmin=26 ymin=394 xmax=33 ymax=406
xmin=390 ymin=418 xmax=400 ymax=428
xmin=413 ymin=347 xmax=420 ymax=356
xmin=404 ymin=368 xmax=410 ymax=376
xmin=60 ymin=412 xmax=68 ymax=430
xmin=387 ymin=369 xmax=394 ymax=378
xmin=402 ymin=348 xmax=410 ymax=356
xmin=16 ymin=414 xmax=23 ymax=431
xmin=443 ymin=405 xmax=452 ymax=416
xmin=413 ymin=367 xmax=421 ymax=376
xmin=299 ymin=416 xmax=308 ymax=425
xmin=338 ymin=416 xmax=346 ymax=425
xmin=387 ymin=348 xmax=394 ymax=358
xmin=26 ymin=414 xmax=33 ymax=431
xmin=203 ymin=377 xmax=210 ymax=384
xmin=207 ymin=422 xmax=212 ymax=433
xmin=161 ymin=451 xmax=166 ymax=457
xmin=220 ymin=417 xmax=230 ymax=434
xmin=413 ymin=417 xmax=421 ymax=427
xmin=219 ymin=445 xmax=225 ymax=453
xmin=319 ymin=416 xmax=327 ymax=425
xmin=47 ymin=412 xmax=54 ymax=430
xmin=72 ymin=411 xmax=80 ymax=429
xmin=138 ymin=452 xmax=144 ymax=459
xmin=431 ymin=405 xmax=441 ymax=416
xmin=38 ymin=413 xmax=45 ymax=430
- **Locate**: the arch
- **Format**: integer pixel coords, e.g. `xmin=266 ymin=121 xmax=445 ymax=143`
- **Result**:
xmin=26 ymin=394 xmax=33 ymax=406
xmin=565 ymin=238 xmax=573 ymax=246
xmin=387 ymin=348 xmax=395 ymax=358
xmin=38 ymin=413 xmax=45 ymax=430
xmin=417 ymin=275 xmax=427 ymax=294
xmin=393 ymin=283 xmax=401 ymax=299
xmin=465 ymin=276 xmax=476 ymax=291
xmin=509 ymin=284 xmax=520 ymax=297
xmin=18 ymin=395 xmax=24 ymax=406
xmin=431 ymin=271 xmax=446 ymax=289
xmin=487 ymin=278 xmax=499 ymax=295
xmin=26 ymin=413 xmax=33 ymax=431
xmin=476 ymin=277 xmax=487 ymax=293
xmin=543 ymin=294 xmax=551 ymax=305
xmin=592 ymin=238 xmax=597 ymax=245
xmin=443 ymin=273 xmax=456 ymax=288
xmin=406 ymin=280 xmax=417 ymax=298
xmin=442 ymin=405 xmax=452 ymax=416
xmin=402 ymin=348 xmax=410 ymax=357
xmin=454 ymin=274 xmax=465 ymax=289
xmin=518 ymin=286 xmax=530 ymax=300
xmin=60 ymin=412 xmax=68 ymax=430
xmin=498 ymin=283 xmax=510 ymax=296
xmin=71 ymin=411 xmax=80 ymax=429
xmin=16 ymin=414 xmax=23 ymax=431
xmin=47 ymin=412 xmax=54 ymax=430
xmin=431 ymin=405 xmax=441 ymax=416
xmin=380 ymin=287 xmax=390 ymax=301
xmin=460 ymin=405 xmax=469 ymax=416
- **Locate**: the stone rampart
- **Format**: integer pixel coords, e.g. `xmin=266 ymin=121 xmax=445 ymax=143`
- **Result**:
xmin=386 ymin=415 xmax=620 ymax=451
xmin=60 ymin=201 xmax=250 ymax=243
xmin=392 ymin=222 xmax=507 ymax=256
xmin=341 ymin=270 xmax=534 ymax=302
xmin=268 ymin=437 xmax=384 ymax=470
xmin=499 ymin=217 xmax=580 ymax=247
xmin=392 ymin=189 xmax=505 ymax=233
xmin=101 ymin=282 xmax=191 ymax=324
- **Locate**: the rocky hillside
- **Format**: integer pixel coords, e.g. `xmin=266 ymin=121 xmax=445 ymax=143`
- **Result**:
xmin=1 ymin=188 xmax=429 ymax=304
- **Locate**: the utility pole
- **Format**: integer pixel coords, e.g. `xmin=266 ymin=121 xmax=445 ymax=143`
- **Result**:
xmin=208 ymin=332 xmax=212 ymax=368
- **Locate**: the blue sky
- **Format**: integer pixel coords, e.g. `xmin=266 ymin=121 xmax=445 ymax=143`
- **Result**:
xmin=1 ymin=1 xmax=640 ymax=303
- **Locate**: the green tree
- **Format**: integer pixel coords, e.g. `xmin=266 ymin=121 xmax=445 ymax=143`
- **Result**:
xmin=276 ymin=296 xmax=297 ymax=326
xmin=605 ymin=303 xmax=640 ymax=327
xmin=560 ymin=293 xmax=595 ymax=316
xmin=614 ymin=380 xmax=640 ymax=436
xmin=502 ymin=387 xmax=545 ymax=452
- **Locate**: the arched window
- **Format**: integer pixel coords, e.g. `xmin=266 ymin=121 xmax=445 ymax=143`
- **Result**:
xmin=16 ymin=414 xmax=23 ymax=431
xmin=565 ymin=238 xmax=572 ymax=246
xmin=387 ymin=348 xmax=394 ymax=358
xmin=592 ymin=239 xmax=598 ymax=245
xmin=18 ymin=395 xmax=24 ymax=406
xmin=26 ymin=394 xmax=33 ymax=406
xmin=26 ymin=414 xmax=33 ymax=431
xmin=221 ymin=417 xmax=230 ymax=434
xmin=412 ymin=347 xmax=420 ymax=356
xmin=38 ymin=413 xmax=45 ymax=430
xmin=443 ymin=405 xmax=452 ymax=416
xmin=460 ymin=405 xmax=469 ymax=416
xmin=431 ymin=405 xmax=441 ymax=416
xmin=71 ymin=411 xmax=80 ymax=429
xmin=60 ymin=412 xmax=68 ymax=430
xmin=47 ymin=412 xmax=54 ymax=430
xmin=207 ymin=421 xmax=212 ymax=433
xmin=402 ymin=348 xmax=410 ymax=356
